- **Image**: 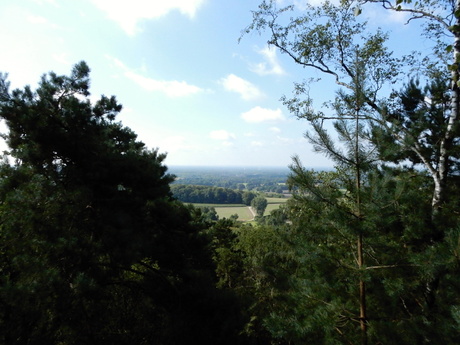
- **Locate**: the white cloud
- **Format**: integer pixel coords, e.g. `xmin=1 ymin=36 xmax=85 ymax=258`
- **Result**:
xmin=276 ymin=135 xmax=293 ymax=143
xmin=90 ymin=0 xmax=206 ymax=35
xmin=220 ymin=74 xmax=264 ymax=100
xmin=250 ymin=46 xmax=285 ymax=76
xmin=125 ymin=71 xmax=202 ymax=97
xmin=269 ymin=126 xmax=281 ymax=133
xmin=31 ymin=0 xmax=58 ymax=5
xmin=52 ymin=52 xmax=71 ymax=66
xmin=363 ymin=5 xmax=409 ymax=25
xmin=383 ymin=9 xmax=409 ymax=23
xmin=26 ymin=14 xmax=60 ymax=29
xmin=161 ymin=135 xmax=188 ymax=153
xmin=222 ymin=141 xmax=234 ymax=147
xmin=209 ymin=130 xmax=235 ymax=148
xmin=209 ymin=130 xmax=236 ymax=141
xmin=27 ymin=15 xmax=48 ymax=24
xmin=306 ymin=0 xmax=328 ymax=5
xmin=251 ymin=141 xmax=264 ymax=147
xmin=241 ymin=106 xmax=285 ymax=123
xmin=107 ymin=56 xmax=203 ymax=97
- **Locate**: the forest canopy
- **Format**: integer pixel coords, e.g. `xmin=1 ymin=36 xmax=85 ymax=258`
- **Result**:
xmin=0 ymin=62 xmax=247 ymax=345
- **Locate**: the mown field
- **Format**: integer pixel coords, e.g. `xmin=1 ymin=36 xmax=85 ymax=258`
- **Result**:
xmin=193 ymin=197 xmax=289 ymax=221
xmin=265 ymin=197 xmax=289 ymax=215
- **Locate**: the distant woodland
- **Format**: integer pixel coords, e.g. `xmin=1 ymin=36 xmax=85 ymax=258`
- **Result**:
xmin=171 ymin=166 xmax=289 ymax=193
xmin=171 ymin=184 xmax=259 ymax=204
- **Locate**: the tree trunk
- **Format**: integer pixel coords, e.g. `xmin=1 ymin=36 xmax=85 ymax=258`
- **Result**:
xmin=432 ymin=0 xmax=460 ymax=218
xmin=355 ymin=105 xmax=367 ymax=345
xmin=358 ymin=233 xmax=367 ymax=345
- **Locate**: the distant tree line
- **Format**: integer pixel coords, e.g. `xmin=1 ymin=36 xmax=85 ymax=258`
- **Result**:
xmin=172 ymin=171 xmax=287 ymax=193
xmin=171 ymin=184 xmax=257 ymax=205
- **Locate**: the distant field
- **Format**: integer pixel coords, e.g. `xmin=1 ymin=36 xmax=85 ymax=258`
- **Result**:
xmin=215 ymin=206 xmax=253 ymax=221
xmin=191 ymin=203 xmax=254 ymax=221
xmin=192 ymin=197 xmax=289 ymax=221
xmin=191 ymin=203 xmax=246 ymax=208
xmin=265 ymin=197 xmax=288 ymax=216
xmin=265 ymin=204 xmax=281 ymax=214
xmin=266 ymin=197 xmax=289 ymax=204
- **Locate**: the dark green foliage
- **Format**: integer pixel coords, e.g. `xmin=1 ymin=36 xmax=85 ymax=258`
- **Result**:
xmin=0 ymin=63 xmax=247 ymax=345
xmin=236 ymin=0 xmax=460 ymax=342
xmin=257 ymin=204 xmax=289 ymax=227
xmin=171 ymin=184 xmax=257 ymax=205
xmin=218 ymin=160 xmax=459 ymax=345
xmin=187 ymin=204 xmax=219 ymax=224
xmin=250 ymin=196 xmax=268 ymax=217
xmin=373 ymin=78 xmax=454 ymax=169
xmin=209 ymin=218 xmax=306 ymax=344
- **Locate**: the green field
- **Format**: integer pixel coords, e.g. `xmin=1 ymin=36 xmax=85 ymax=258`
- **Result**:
xmin=191 ymin=203 xmax=254 ymax=221
xmin=264 ymin=197 xmax=288 ymax=216
xmin=192 ymin=197 xmax=289 ymax=221
xmin=266 ymin=197 xmax=289 ymax=204
xmin=215 ymin=206 xmax=253 ymax=220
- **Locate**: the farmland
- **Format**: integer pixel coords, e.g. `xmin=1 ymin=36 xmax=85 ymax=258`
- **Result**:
xmin=265 ymin=197 xmax=289 ymax=214
xmin=192 ymin=204 xmax=254 ymax=221
xmin=170 ymin=166 xmax=292 ymax=221
xmin=192 ymin=197 xmax=289 ymax=221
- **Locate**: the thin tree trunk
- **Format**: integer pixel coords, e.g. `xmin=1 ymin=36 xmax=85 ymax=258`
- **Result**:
xmin=355 ymin=103 xmax=367 ymax=345
xmin=432 ymin=0 xmax=460 ymax=218
xmin=358 ymin=233 xmax=367 ymax=345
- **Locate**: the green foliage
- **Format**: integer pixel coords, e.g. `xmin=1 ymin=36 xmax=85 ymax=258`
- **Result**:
xmin=209 ymin=219 xmax=300 ymax=343
xmin=373 ymin=78 xmax=455 ymax=166
xmin=0 ymin=63 xmax=247 ymax=345
xmin=238 ymin=2 xmax=460 ymax=336
xmin=244 ymin=0 xmax=402 ymax=96
xmin=251 ymin=195 xmax=268 ymax=217
xmin=171 ymin=184 xmax=257 ymax=204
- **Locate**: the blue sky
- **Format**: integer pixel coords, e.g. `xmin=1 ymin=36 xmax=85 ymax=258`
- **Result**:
xmin=0 ymin=0 xmax=426 ymax=167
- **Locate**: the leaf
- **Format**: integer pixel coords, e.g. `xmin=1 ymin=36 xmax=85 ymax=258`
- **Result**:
xmin=354 ymin=7 xmax=362 ymax=16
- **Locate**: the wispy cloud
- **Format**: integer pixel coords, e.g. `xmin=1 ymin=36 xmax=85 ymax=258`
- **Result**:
xmin=220 ymin=74 xmax=264 ymax=101
xmin=107 ymin=56 xmax=204 ymax=97
xmin=209 ymin=130 xmax=236 ymax=148
xmin=241 ymin=106 xmax=285 ymax=123
xmin=90 ymin=0 xmax=206 ymax=35
xmin=26 ymin=14 xmax=60 ymax=29
xmin=251 ymin=141 xmax=264 ymax=147
xmin=250 ymin=46 xmax=285 ymax=76
xmin=269 ymin=126 xmax=281 ymax=133
xmin=27 ymin=15 xmax=48 ymax=24
xmin=276 ymin=135 xmax=293 ymax=143
xmin=125 ymin=72 xmax=203 ymax=97
xmin=209 ymin=130 xmax=236 ymax=141
xmin=52 ymin=52 xmax=71 ymax=66
xmin=161 ymin=135 xmax=189 ymax=153
xmin=304 ymin=0 xmax=340 ymax=6
xmin=31 ymin=0 xmax=58 ymax=6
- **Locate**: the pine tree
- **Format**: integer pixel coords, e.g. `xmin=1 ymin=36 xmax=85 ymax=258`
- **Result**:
xmin=241 ymin=2 xmax=460 ymax=343
xmin=228 ymin=59 xmax=460 ymax=344
xmin=0 ymin=63 xmax=246 ymax=345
